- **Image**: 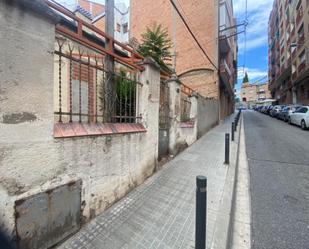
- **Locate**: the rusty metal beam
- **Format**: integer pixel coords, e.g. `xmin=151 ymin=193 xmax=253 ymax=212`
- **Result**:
xmin=45 ymin=0 xmax=143 ymax=70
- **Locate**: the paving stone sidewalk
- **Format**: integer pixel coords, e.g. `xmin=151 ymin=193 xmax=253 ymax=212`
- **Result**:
xmin=58 ymin=116 xmax=237 ymax=249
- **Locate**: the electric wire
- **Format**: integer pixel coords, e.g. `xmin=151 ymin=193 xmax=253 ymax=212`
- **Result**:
xmin=169 ymin=0 xmax=218 ymax=70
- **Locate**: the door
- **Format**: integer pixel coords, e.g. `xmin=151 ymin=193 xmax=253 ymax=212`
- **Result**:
xmin=158 ymin=81 xmax=170 ymax=160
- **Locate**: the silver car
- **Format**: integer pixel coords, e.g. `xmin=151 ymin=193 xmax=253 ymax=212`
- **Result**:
xmin=289 ymin=106 xmax=309 ymax=130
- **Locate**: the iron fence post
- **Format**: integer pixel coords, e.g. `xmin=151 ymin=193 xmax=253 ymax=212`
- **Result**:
xmin=195 ymin=176 xmax=207 ymax=249
xmin=225 ymin=133 xmax=230 ymax=164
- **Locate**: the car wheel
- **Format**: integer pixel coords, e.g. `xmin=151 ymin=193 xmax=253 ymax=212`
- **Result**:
xmin=288 ymin=117 xmax=292 ymax=124
xmin=301 ymin=120 xmax=307 ymax=130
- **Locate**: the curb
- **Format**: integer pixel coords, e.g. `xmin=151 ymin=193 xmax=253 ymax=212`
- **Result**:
xmin=210 ymin=113 xmax=242 ymax=249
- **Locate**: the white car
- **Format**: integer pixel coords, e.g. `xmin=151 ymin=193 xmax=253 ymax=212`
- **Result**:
xmin=289 ymin=106 xmax=309 ymax=130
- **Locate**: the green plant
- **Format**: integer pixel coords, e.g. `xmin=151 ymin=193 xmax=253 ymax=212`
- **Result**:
xmin=243 ymin=72 xmax=249 ymax=83
xmin=137 ymin=23 xmax=173 ymax=72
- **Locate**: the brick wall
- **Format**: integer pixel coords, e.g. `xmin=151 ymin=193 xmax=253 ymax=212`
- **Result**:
xmin=130 ymin=0 xmax=219 ymax=98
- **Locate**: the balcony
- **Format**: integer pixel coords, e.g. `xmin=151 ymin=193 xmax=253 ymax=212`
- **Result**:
xmin=219 ymin=59 xmax=233 ymax=94
xmin=219 ymin=34 xmax=231 ymax=54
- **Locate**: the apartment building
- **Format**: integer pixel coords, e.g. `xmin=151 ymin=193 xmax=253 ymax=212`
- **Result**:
xmin=268 ymin=0 xmax=309 ymax=105
xmin=60 ymin=0 xmax=130 ymax=43
xmin=241 ymin=82 xmax=272 ymax=103
xmin=219 ymin=0 xmax=238 ymax=118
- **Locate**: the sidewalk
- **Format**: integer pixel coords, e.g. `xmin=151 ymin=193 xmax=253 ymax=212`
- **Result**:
xmin=58 ymin=115 xmax=240 ymax=249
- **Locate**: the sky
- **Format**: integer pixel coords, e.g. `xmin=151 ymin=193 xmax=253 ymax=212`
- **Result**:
xmin=233 ymin=0 xmax=273 ymax=90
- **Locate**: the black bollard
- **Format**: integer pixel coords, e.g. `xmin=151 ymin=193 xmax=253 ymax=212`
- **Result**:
xmin=231 ymin=122 xmax=235 ymax=141
xmin=195 ymin=176 xmax=207 ymax=249
xmin=225 ymin=133 xmax=230 ymax=164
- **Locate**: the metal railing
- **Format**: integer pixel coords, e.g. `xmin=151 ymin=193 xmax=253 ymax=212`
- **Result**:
xmin=48 ymin=0 xmax=144 ymax=124
xmin=54 ymin=36 xmax=142 ymax=124
xmin=180 ymin=83 xmax=193 ymax=122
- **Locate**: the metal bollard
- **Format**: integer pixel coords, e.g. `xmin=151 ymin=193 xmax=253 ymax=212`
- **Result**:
xmin=195 ymin=176 xmax=207 ymax=249
xmin=234 ymin=118 xmax=237 ymax=131
xmin=231 ymin=122 xmax=235 ymax=141
xmin=225 ymin=133 xmax=230 ymax=164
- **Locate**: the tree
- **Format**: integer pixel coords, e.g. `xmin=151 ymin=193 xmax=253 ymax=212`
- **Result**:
xmin=243 ymin=72 xmax=249 ymax=83
xmin=137 ymin=24 xmax=173 ymax=72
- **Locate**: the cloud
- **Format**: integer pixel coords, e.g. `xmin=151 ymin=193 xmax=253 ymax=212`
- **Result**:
xmin=234 ymin=0 xmax=273 ymax=53
xmin=237 ymin=67 xmax=268 ymax=82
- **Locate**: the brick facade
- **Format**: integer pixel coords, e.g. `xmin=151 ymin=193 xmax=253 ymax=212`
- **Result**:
xmin=130 ymin=0 xmax=219 ymax=99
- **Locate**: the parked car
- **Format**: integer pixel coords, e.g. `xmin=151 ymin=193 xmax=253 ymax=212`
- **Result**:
xmin=267 ymin=105 xmax=274 ymax=115
xmin=261 ymin=106 xmax=269 ymax=114
xmin=289 ymin=106 xmax=309 ymax=130
xmin=270 ymin=105 xmax=285 ymax=117
xmin=278 ymin=105 xmax=301 ymax=122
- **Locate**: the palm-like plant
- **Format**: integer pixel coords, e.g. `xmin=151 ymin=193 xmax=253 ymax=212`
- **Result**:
xmin=137 ymin=24 xmax=173 ymax=72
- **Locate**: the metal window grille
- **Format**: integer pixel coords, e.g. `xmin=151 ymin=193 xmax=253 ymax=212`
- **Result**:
xmin=159 ymin=81 xmax=170 ymax=129
xmin=54 ymin=36 xmax=142 ymax=124
xmin=180 ymin=83 xmax=193 ymax=122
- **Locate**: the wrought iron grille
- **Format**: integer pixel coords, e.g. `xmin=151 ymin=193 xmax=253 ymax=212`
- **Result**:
xmin=54 ymin=36 xmax=142 ymax=124
xmin=180 ymin=83 xmax=193 ymax=122
xmin=159 ymin=81 xmax=170 ymax=129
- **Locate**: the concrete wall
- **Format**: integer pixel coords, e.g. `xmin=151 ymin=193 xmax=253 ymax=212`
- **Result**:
xmin=197 ymin=96 xmax=219 ymax=138
xmin=0 ymin=1 xmax=160 ymax=247
xmin=167 ymin=77 xmax=202 ymax=155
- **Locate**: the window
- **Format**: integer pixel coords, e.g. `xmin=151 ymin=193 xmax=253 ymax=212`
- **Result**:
xmin=116 ymin=23 xmax=121 ymax=32
xmin=123 ymin=23 xmax=128 ymax=33
xmin=54 ymin=36 xmax=141 ymax=128
xmin=295 ymin=107 xmax=308 ymax=113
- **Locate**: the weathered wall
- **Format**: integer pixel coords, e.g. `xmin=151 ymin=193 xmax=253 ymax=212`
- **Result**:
xmin=0 ymin=2 xmax=160 ymax=247
xmin=197 ymin=96 xmax=219 ymax=138
xmin=167 ymin=77 xmax=198 ymax=155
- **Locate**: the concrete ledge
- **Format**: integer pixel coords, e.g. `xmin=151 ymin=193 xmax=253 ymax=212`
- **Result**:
xmin=210 ymin=113 xmax=242 ymax=249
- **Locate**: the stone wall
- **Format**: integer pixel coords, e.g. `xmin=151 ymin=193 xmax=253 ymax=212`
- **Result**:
xmin=0 ymin=1 xmax=160 ymax=247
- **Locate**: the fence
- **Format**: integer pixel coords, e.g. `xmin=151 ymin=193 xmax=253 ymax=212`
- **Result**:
xmin=48 ymin=0 xmax=144 ymax=124
xmin=180 ymin=83 xmax=194 ymax=122
xmin=54 ymin=37 xmax=142 ymax=124
xmin=159 ymin=80 xmax=170 ymax=129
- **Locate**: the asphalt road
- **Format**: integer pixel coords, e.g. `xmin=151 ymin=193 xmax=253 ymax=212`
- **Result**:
xmin=244 ymin=110 xmax=309 ymax=249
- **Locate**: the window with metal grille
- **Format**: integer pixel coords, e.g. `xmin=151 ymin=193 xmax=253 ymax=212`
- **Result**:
xmin=54 ymin=36 xmax=141 ymax=125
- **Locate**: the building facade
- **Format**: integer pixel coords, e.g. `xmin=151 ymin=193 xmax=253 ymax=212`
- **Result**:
xmin=130 ymin=0 xmax=237 ymax=119
xmin=219 ymin=0 xmax=238 ymax=118
xmin=60 ymin=0 xmax=130 ymax=43
xmin=241 ymin=81 xmax=272 ymax=105
xmin=268 ymin=0 xmax=309 ymax=105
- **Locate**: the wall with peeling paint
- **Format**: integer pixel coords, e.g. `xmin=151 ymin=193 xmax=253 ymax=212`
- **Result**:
xmin=0 ymin=2 xmax=160 ymax=247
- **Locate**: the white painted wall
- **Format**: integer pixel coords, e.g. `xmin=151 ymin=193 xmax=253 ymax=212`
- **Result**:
xmin=0 ymin=1 xmax=160 ymax=246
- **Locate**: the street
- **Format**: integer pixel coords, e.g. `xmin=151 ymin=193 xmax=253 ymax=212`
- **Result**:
xmin=244 ymin=111 xmax=309 ymax=249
